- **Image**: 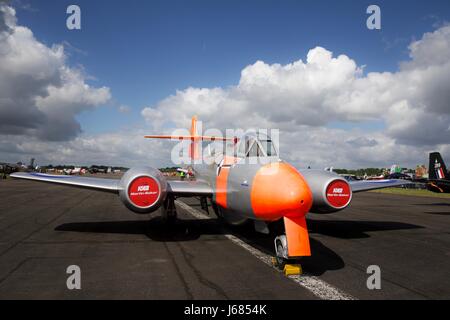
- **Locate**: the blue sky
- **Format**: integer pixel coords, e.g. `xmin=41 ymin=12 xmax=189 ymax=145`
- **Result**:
xmin=13 ymin=0 xmax=450 ymax=135
xmin=2 ymin=0 xmax=450 ymax=168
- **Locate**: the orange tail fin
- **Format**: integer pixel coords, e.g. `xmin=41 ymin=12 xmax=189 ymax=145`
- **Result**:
xmin=144 ymin=116 xmax=237 ymax=161
xmin=189 ymin=116 xmax=199 ymax=160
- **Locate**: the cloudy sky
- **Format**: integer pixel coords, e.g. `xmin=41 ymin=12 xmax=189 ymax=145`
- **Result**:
xmin=1 ymin=0 xmax=450 ymax=169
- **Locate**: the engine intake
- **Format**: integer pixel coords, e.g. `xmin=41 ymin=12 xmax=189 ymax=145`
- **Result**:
xmin=299 ymin=170 xmax=352 ymax=213
xmin=325 ymin=179 xmax=352 ymax=210
xmin=119 ymin=167 xmax=167 ymax=214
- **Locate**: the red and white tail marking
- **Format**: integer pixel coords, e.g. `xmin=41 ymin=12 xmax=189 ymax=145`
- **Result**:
xmin=438 ymin=167 xmax=445 ymax=179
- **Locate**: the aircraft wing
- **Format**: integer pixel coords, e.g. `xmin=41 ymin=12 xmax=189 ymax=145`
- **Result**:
xmin=349 ymin=179 xmax=412 ymax=193
xmin=10 ymin=172 xmax=213 ymax=196
xmin=167 ymin=179 xmax=213 ymax=196
xmin=10 ymin=172 xmax=121 ymax=193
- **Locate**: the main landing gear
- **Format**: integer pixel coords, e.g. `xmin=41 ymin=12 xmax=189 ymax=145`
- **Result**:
xmin=162 ymin=195 xmax=177 ymax=224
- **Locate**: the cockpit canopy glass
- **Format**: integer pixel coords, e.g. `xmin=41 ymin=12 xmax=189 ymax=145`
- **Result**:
xmin=236 ymin=131 xmax=278 ymax=158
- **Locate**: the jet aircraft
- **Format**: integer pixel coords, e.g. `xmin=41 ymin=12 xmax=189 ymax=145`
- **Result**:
xmin=11 ymin=117 xmax=410 ymax=265
xmin=426 ymin=152 xmax=450 ymax=193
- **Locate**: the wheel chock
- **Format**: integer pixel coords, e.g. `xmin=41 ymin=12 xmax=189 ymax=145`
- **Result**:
xmin=283 ymin=264 xmax=302 ymax=276
xmin=271 ymin=257 xmax=278 ymax=267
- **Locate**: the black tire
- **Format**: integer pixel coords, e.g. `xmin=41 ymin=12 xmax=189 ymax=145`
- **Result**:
xmin=275 ymin=241 xmax=286 ymax=270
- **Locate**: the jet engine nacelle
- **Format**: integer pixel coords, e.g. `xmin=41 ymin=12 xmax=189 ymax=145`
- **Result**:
xmin=300 ymin=170 xmax=352 ymax=213
xmin=118 ymin=167 xmax=168 ymax=214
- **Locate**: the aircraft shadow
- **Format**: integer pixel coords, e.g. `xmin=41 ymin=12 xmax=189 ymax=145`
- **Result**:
xmin=55 ymin=216 xmax=225 ymax=242
xmin=306 ymin=219 xmax=424 ymax=239
xmin=425 ymin=211 xmax=450 ymax=215
xmin=299 ymin=240 xmax=345 ymax=276
xmin=55 ymin=216 xmax=422 ymax=276
xmin=415 ymin=202 xmax=450 ymax=206
xmin=218 ymin=221 xmax=346 ymax=276
xmin=55 ymin=216 xmax=346 ymax=275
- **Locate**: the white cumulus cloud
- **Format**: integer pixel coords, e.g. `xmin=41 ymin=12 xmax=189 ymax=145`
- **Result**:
xmin=2 ymin=1 xmax=450 ymax=169
xmin=141 ymin=25 xmax=450 ymax=168
xmin=0 ymin=3 xmax=111 ymax=141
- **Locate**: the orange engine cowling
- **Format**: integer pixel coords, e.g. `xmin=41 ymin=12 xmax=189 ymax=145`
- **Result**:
xmin=299 ymin=170 xmax=352 ymax=213
xmin=118 ymin=167 xmax=168 ymax=214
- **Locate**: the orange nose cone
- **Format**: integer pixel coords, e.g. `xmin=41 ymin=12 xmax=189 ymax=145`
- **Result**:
xmin=251 ymin=163 xmax=313 ymax=221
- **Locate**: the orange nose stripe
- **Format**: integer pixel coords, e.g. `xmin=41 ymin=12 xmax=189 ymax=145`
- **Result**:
xmin=250 ymin=163 xmax=313 ymax=221
xmin=216 ymin=166 xmax=230 ymax=208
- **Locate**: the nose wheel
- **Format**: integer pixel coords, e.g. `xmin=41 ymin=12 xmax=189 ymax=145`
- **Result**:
xmin=274 ymin=235 xmax=289 ymax=269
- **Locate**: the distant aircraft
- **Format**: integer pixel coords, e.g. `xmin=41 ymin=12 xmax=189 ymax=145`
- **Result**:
xmin=0 ymin=162 xmax=19 ymax=175
xmin=365 ymin=174 xmax=385 ymax=180
xmin=340 ymin=174 xmax=361 ymax=182
xmin=386 ymin=172 xmax=412 ymax=180
xmin=63 ymin=167 xmax=86 ymax=175
xmin=11 ymin=116 xmax=411 ymax=265
xmin=177 ymin=167 xmax=194 ymax=179
xmin=176 ymin=168 xmax=189 ymax=174
xmin=386 ymin=164 xmax=412 ymax=180
xmin=89 ymin=167 xmax=107 ymax=174
xmin=427 ymin=152 xmax=450 ymax=193
xmin=389 ymin=164 xmax=401 ymax=175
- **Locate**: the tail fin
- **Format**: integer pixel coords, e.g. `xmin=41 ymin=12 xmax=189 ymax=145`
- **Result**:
xmin=144 ymin=116 xmax=237 ymax=161
xmin=189 ymin=116 xmax=199 ymax=160
xmin=429 ymin=152 xmax=449 ymax=180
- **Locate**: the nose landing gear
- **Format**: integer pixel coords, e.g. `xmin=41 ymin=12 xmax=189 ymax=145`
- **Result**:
xmin=274 ymin=235 xmax=289 ymax=269
xmin=274 ymin=235 xmax=303 ymax=275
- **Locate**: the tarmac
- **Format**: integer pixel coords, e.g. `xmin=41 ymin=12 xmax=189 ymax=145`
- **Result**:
xmin=0 ymin=176 xmax=449 ymax=299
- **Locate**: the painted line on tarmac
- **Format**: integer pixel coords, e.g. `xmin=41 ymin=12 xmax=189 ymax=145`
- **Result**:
xmin=175 ymin=200 xmax=356 ymax=300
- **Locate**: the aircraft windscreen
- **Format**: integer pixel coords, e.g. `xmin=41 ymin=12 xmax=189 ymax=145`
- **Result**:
xmin=259 ymin=139 xmax=277 ymax=157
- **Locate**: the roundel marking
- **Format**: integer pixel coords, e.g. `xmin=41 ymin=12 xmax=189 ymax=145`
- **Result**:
xmin=326 ymin=180 xmax=351 ymax=208
xmin=128 ymin=176 xmax=160 ymax=208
